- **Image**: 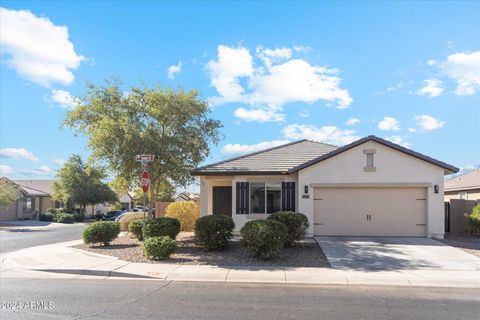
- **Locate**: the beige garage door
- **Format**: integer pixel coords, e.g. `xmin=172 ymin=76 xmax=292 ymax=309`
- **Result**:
xmin=313 ymin=187 xmax=427 ymax=236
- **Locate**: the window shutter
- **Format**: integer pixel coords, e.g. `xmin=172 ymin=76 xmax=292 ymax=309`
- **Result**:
xmin=236 ymin=182 xmax=249 ymax=214
xmin=282 ymin=182 xmax=296 ymax=212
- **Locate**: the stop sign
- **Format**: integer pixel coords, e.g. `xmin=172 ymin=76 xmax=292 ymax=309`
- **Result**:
xmin=141 ymin=170 xmax=150 ymax=193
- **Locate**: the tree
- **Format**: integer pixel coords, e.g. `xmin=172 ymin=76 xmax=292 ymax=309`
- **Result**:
xmin=64 ymin=79 xmax=222 ymax=211
xmin=52 ymin=155 xmax=118 ymax=213
xmin=0 ymin=178 xmax=18 ymax=209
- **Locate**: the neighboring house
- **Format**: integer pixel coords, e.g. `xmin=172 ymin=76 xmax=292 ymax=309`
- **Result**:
xmin=119 ymin=193 xmax=135 ymax=211
xmin=0 ymin=178 xmax=60 ymax=221
xmin=444 ymin=169 xmax=480 ymax=201
xmin=174 ymin=192 xmax=200 ymax=202
xmin=193 ymin=135 xmax=458 ymax=239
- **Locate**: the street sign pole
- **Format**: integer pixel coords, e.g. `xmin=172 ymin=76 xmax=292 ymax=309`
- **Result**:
xmin=136 ymin=155 xmax=154 ymax=241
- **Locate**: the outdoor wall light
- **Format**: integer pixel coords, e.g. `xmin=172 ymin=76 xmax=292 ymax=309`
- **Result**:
xmin=434 ymin=185 xmax=439 ymax=194
xmin=304 ymin=185 xmax=309 ymax=194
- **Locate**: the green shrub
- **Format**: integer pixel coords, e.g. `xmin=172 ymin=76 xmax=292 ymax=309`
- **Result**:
xmin=165 ymin=201 xmax=200 ymax=231
xmin=195 ymin=215 xmax=235 ymax=251
xmin=128 ymin=219 xmax=145 ymax=240
xmin=267 ymin=212 xmax=309 ymax=247
xmin=466 ymin=204 xmax=480 ymax=234
xmin=56 ymin=213 xmax=75 ymax=224
xmin=143 ymin=236 xmax=176 ymax=260
xmin=45 ymin=208 xmax=57 ymax=214
xmin=83 ymin=221 xmax=120 ymax=246
xmin=73 ymin=212 xmax=85 ymax=222
xmin=145 ymin=217 xmax=181 ymax=239
xmin=240 ymin=220 xmax=287 ymax=259
xmin=57 ymin=208 xmax=73 ymax=214
xmin=39 ymin=212 xmax=55 ymax=222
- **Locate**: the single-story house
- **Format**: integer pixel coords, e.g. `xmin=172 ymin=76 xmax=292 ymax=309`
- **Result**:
xmin=0 ymin=178 xmax=60 ymax=221
xmin=444 ymin=169 xmax=480 ymax=201
xmin=192 ymin=135 xmax=458 ymax=239
xmin=119 ymin=193 xmax=135 ymax=211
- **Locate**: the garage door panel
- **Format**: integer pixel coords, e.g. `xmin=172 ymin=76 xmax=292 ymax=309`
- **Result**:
xmin=313 ymin=188 xmax=426 ymax=236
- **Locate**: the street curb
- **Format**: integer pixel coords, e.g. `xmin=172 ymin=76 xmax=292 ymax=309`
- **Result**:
xmin=32 ymin=268 xmax=163 ymax=280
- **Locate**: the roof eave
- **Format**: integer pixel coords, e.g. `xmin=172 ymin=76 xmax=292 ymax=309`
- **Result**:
xmin=192 ymin=170 xmax=291 ymax=176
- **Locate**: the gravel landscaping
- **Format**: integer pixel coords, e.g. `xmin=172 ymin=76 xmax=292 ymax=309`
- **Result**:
xmin=73 ymin=232 xmax=330 ymax=267
xmin=439 ymin=234 xmax=480 ymax=258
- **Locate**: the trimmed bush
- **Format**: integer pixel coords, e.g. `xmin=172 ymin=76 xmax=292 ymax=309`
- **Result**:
xmin=143 ymin=236 xmax=176 ymax=260
xmin=119 ymin=212 xmax=145 ymax=231
xmin=73 ymin=212 xmax=85 ymax=222
xmin=45 ymin=208 xmax=57 ymax=214
xmin=39 ymin=212 xmax=55 ymax=222
xmin=83 ymin=221 xmax=120 ymax=246
xmin=466 ymin=204 xmax=480 ymax=234
xmin=56 ymin=213 xmax=75 ymax=224
xmin=57 ymin=208 xmax=73 ymax=214
xmin=267 ymin=212 xmax=309 ymax=247
xmin=145 ymin=217 xmax=180 ymax=239
xmin=128 ymin=219 xmax=144 ymax=240
xmin=165 ymin=201 xmax=200 ymax=231
xmin=195 ymin=215 xmax=235 ymax=251
xmin=240 ymin=220 xmax=287 ymax=259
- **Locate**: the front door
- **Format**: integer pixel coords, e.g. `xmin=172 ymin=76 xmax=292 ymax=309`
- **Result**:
xmin=212 ymin=186 xmax=232 ymax=217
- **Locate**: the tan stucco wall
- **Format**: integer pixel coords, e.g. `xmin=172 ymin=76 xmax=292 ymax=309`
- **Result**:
xmin=445 ymin=188 xmax=480 ymax=201
xmin=298 ymin=141 xmax=446 ymax=238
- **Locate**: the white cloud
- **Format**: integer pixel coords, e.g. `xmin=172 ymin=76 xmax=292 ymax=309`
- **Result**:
xmin=206 ymin=45 xmax=254 ymax=105
xmin=256 ymin=46 xmax=292 ymax=67
xmin=346 ymin=117 xmax=360 ymax=126
xmin=206 ymin=45 xmax=352 ymax=122
xmin=378 ymin=116 xmax=400 ymax=131
xmin=167 ymin=61 xmax=182 ymax=80
xmin=385 ymin=136 xmax=412 ymax=148
xmin=414 ymin=115 xmax=445 ymax=131
xmin=416 ymin=79 xmax=444 ymax=98
xmin=0 ymin=147 xmax=38 ymax=161
xmin=375 ymin=82 xmax=406 ymax=95
xmin=234 ymin=107 xmax=285 ymax=122
xmin=427 ymin=59 xmax=437 ymax=66
xmin=441 ymin=51 xmax=480 ymax=96
xmin=50 ymin=89 xmax=78 ymax=109
xmin=21 ymin=165 xmax=54 ymax=176
xmin=222 ymin=140 xmax=290 ymax=155
xmin=53 ymin=158 xmax=66 ymax=166
xmin=408 ymin=127 xmax=417 ymax=133
xmin=0 ymin=164 xmax=14 ymax=176
xmin=0 ymin=7 xmax=85 ymax=87
xmin=283 ymin=124 xmax=359 ymax=146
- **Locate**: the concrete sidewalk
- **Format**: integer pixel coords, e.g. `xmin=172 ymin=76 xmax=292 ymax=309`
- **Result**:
xmin=1 ymin=240 xmax=480 ymax=288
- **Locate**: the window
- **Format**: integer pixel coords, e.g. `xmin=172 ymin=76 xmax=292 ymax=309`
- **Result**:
xmin=363 ymin=149 xmax=376 ymax=171
xmin=459 ymin=191 xmax=468 ymax=200
xmin=22 ymin=196 xmax=34 ymax=213
xmin=250 ymin=182 xmax=281 ymax=214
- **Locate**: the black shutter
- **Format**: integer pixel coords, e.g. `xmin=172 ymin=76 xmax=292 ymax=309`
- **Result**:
xmin=282 ymin=182 xmax=296 ymax=212
xmin=236 ymin=182 xmax=249 ymax=214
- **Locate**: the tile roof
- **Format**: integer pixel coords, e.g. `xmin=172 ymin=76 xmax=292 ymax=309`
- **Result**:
xmin=193 ymin=135 xmax=459 ymax=175
xmin=445 ymin=169 xmax=480 ymax=191
xmin=12 ymin=179 xmax=57 ymax=196
xmin=192 ymin=140 xmax=338 ymax=175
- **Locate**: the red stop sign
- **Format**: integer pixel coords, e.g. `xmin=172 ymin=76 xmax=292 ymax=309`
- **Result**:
xmin=141 ymin=170 xmax=150 ymax=193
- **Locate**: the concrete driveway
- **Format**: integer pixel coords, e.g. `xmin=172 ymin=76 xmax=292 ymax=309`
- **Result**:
xmin=315 ymin=237 xmax=480 ymax=271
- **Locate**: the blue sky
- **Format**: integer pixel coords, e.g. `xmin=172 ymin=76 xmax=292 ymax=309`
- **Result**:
xmin=1 ymin=1 xmax=479 ymax=184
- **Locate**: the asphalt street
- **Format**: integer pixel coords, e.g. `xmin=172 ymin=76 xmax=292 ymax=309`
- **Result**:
xmin=0 ymin=223 xmax=86 ymax=253
xmin=0 ymin=279 xmax=479 ymax=320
